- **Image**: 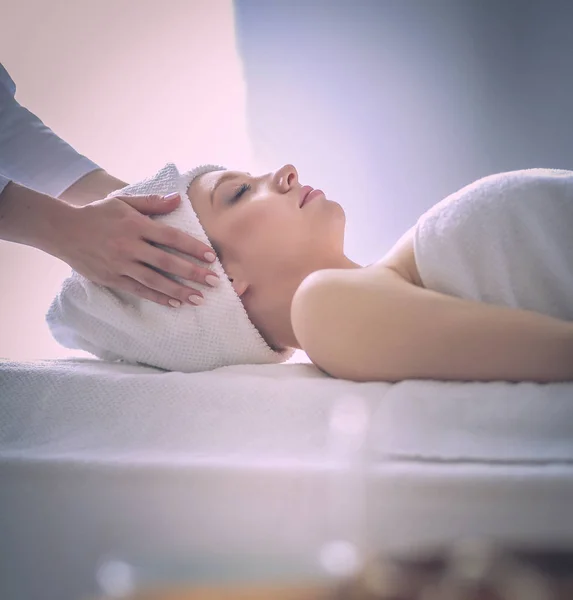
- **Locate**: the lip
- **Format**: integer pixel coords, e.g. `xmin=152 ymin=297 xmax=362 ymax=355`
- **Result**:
xmin=303 ymin=189 xmax=324 ymax=205
xmin=299 ymin=185 xmax=314 ymax=207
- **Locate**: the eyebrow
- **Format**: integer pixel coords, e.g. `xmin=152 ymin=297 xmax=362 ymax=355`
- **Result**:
xmin=210 ymin=172 xmax=238 ymax=206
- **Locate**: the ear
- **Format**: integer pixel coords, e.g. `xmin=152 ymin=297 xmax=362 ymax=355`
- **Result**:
xmin=222 ymin=259 xmax=249 ymax=297
xmin=228 ymin=276 xmax=249 ymax=298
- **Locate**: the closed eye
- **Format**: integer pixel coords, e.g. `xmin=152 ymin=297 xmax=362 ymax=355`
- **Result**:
xmin=229 ymin=183 xmax=251 ymax=204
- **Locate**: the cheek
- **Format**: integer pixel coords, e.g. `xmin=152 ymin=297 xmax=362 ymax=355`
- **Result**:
xmin=230 ymin=209 xmax=291 ymax=248
xmin=228 ymin=208 xmax=314 ymax=268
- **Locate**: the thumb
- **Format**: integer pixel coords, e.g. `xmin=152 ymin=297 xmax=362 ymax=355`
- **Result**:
xmin=118 ymin=193 xmax=181 ymax=215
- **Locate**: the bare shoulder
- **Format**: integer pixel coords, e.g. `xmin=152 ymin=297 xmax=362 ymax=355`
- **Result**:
xmin=290 ymin=265 xmax=413 ymax=381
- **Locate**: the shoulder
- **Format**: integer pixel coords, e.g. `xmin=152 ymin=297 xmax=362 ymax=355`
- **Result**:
xmin=290 ymin=267 xmax=412 ymax=381
xmin=290 ymin=269 xmax=353 ymax=357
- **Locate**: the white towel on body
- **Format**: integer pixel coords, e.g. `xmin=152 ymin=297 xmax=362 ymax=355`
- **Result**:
xmin=46 ymin=163 xmax=294 ymax=372
xmin=414 ymin=168 xmax=573 ymax=321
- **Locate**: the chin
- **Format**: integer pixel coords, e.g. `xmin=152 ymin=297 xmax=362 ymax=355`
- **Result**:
xmin=329 ymin=207 xmax=347 ymax=245
xmin=329 ymin=200 xmax=346 ymax=224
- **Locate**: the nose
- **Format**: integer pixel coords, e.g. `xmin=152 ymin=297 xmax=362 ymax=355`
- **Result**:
xmin=275 ymin=164 xmax=298 ymax=191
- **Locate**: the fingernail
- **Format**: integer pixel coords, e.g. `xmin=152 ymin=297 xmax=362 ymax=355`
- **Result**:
xmin=204 ymin=251 xmax=217 ymax=262
xmin=163 ymin=192 xmax=180 ymax=201
xmin=205 ymin=274 xmax=220 ymax=287
xmin=189 ymin=295 xmax=204 ymax=305
xmin=168 ymin=299 xmax=181 ymax=308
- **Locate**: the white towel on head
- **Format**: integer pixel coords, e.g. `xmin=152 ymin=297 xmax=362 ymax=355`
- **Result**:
xmin=46 ymin=162 xmax=295 ymax=372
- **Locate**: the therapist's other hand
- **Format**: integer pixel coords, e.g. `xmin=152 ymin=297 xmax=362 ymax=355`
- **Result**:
xmin=57 ymin=193 xmax=219 ymax=307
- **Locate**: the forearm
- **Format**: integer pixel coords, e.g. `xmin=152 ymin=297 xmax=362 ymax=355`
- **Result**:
xmin=0 ymin=180 xmax=76 ymax=255
xmin=58 ymin=168 xmax=128 ymax=206
xmin=379 ymin=277 xmax=573 ymax=383
xmin=409 ymin=295 xmax=573 ymax=383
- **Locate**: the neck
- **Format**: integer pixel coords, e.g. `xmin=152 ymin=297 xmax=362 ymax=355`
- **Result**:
xmin=326 ymin=254 xmax=363 ymax=270
xmin=302 ymin=250 xmax=363 ymax=274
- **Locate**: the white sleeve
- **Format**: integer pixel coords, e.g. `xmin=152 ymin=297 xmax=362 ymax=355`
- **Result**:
xmin=0 ymin=63 xmax=101 ymax=198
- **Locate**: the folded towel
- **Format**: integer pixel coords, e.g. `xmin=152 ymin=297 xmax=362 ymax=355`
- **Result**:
xmin=414 ymin=168 xmax=573 ymax=321
xmin=46 ymin=163 xmax=295 ymax=372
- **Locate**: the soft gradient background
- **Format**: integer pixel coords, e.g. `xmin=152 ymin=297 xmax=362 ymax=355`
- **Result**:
xmin=2 ymin=0 xmax=573 ymax=360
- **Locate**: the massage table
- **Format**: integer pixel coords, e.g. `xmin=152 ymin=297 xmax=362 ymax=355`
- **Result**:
xmin=1 ymin=356 xmax=573 ymax=600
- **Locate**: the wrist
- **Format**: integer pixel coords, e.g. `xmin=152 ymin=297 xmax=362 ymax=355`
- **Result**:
xmin=58 ymin=168 xmax=128 ymax=206
xmin=0 ymin=181 xmax=78 ymax=256
xmin=36 ymin=196 xmax=81 ymax=260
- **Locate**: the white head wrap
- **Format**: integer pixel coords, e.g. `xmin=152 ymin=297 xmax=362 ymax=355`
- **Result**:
xmin=46 ymin=163 xmax=295 ymax=371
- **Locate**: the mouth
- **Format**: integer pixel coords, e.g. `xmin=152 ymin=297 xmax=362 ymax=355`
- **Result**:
xmin=299 ymin=185 xmax=323 ymax=207
xmin=299 ymin=185 xmax=313 ymax=207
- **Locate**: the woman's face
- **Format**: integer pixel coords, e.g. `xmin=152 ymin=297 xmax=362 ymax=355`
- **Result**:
xmin=188 ymin=163 xmax=346 ymax=350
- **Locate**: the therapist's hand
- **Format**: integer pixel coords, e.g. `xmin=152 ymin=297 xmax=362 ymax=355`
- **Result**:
xmin=57 ymin=193 xmax=219 ymax=307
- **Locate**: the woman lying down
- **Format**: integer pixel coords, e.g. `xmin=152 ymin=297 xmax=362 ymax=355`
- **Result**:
xmin=46 ymin=162 xmax=573 ymax=382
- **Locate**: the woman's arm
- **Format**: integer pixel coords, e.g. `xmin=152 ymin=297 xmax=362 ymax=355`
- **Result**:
xmin=0 ymin=63 xmax=103 ymax=201
xmin=0 ymin=180 xmax=74 ymax=249
xmin=0 ymin=63 xmax=127 ymax=205
xmin=58 ymin=168 xmax=128 ymax=206
xmin=0 ymin=170 xmax=126 ymax=249
xmin=291 ymin=267 xmax=573 ymax=383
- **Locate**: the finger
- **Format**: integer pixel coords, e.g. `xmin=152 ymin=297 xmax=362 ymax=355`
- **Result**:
xmin=144 ymin=221 xmax=217 ymax=264
xmin=117 ymin=264 xmax=206 ymax=306
xmin=117 ymin=193 xmax=181 ymax=215
xmin=112 ymin=275 xmax=180 ymax=307
xmin=140 ymin=244 xmax=221 ymax=288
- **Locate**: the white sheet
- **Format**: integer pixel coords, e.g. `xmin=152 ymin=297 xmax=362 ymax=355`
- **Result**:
xmin=2 ymin=358 xmax=571 ymax=463
xmin=1 ymin=358 xmax=573 ymax=600
xmin=372 ymin=379 xmax=573 ymax=462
